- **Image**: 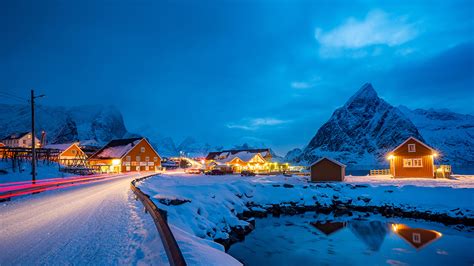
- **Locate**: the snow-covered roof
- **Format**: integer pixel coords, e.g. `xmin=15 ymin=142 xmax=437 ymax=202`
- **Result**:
xmin=2 ymin=132 xmax=31 ymax=140
xmin=90 ymin=138 xmax=143 ymax=159
xmin=206 ymin=148 xmax=271 ymax=161
xmin=44 ymin=142 xmax=78 ymax=151
xmin=391 ymin=137 xmax=435 ymax=153
xmin=310 ymin=157 xmax=346 ymax=168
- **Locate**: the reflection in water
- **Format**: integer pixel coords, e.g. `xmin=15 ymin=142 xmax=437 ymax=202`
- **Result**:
xmin=391 ymin=224 xmax=442 ymax=250
xmin=311 ymin=221 xmax=346 ymax=236
xmin=228 ymin=213 xmax=472 ymax=265
xmin=312 ymin=220 xmax=442 ymax=251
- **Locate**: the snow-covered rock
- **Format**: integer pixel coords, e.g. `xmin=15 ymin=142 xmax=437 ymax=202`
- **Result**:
xmin=297 ymin=83 xmax=422 ymax=166
xmin=0 ymin=104 xmax=128 ymax=145
xmin=399 ymin=106 xmax=474 ymax=165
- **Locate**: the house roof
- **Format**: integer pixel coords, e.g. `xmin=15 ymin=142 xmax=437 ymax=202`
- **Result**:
xmin=89 ymin=137 xmax=143 ymax=159
xmin=1 ymin=132 xmax=31 ymax=141
xmin=391 ymin=137 xmax=435 ymax=153
xmin=206 ymin=148 xmax=270 ymax=160
xmin=310 ymin=157 xmax=346 ymax=168
xmin=44 ymin=142 xmax=78 ymax=151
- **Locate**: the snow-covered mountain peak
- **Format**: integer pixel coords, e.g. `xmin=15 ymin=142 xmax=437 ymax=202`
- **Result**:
xmin=344 ymin=83 xmax=379 ymax=108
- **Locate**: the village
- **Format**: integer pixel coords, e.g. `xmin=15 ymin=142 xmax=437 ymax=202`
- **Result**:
xmin=0 ymin=130 xmax=454 ymax=182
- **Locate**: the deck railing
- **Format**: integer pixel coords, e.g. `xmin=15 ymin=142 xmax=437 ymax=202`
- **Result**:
xmin=369 ymin=169 xmax=390 ymax=176
xmin=131 ymin=176 xmax=187 ymax=266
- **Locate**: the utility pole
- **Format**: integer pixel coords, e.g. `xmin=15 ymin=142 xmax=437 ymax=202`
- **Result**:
xmin=31 ymin=89 xmax=45 ymax=183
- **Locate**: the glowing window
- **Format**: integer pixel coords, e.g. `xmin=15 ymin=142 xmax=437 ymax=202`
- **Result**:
xmin=126 ymin=156 xmax=131 ymax=161
xmin=412 ymin=233 xmax=421 ymax=243
xmin=136 ymin=156 xmax=141 ymax=162
xmin=145 ymin=156 xmax=149 ymax=162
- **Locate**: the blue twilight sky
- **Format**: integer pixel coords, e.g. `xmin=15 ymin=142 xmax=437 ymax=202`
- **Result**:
xmin=1 ymin=0 xmax=473 ymax=154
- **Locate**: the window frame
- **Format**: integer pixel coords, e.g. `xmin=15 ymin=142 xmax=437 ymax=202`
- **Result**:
xmin=408 ymin=144 xmax=416 ymax=153
xmin=140 ymin=147 xmax=145 ymax=153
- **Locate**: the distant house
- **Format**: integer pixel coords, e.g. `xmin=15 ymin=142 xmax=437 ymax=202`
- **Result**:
xmin=205 ymin=149 xmax=271 ymax=173
xmin=88 ymin=137 xmax=161 ymax=173
xmin=387 ymin=137 xmax=437 ymax=178
xmin=310 ymin=157 xmax=346 ymax=182
xmin=44 ymin=142 xmax=87 ymax=166
xmin=391 ymin=224 xmax=442 ymax=250
xmin=1 ymin=132 xmax=40 ymax=148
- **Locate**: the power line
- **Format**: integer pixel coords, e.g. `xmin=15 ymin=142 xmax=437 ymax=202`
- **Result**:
xmin=0 ymin=91 xmax=27 ymax=101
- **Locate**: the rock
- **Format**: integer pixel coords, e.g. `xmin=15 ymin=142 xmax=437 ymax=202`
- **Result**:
xmin=157 ymin=198 xmax=191 ymax=206
xmin=283 ymin=184 xmax=294 ymax=188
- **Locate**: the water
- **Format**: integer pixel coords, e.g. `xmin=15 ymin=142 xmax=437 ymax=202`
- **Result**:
xmin=228 ymin=212 xmax=474 ymax=265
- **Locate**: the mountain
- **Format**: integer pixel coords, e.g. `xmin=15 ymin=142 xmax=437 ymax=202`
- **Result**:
xmin=0 ymin=104 xmax=128 ymax=145
xmin=296 ymin=83 xmax=423 ymax=166
xmin=399 ymin=106 xmax=474 ymax=165
xmin=284 ymin=148 xmax=302 ymax=162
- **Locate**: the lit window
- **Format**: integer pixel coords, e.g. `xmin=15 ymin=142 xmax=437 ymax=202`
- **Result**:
xmin=412 ymin=233 xmax=421 ymax=243
xmin=403 ymin=158 xmax=422 ymax=168
xmin=27 ymin=134 xmax=31 ymax=139
xmin=145 ymin=156 xmax=149 ymax=162
xmin=126 ymin=156 xmax=131 ymax=161
xmin=136 ymin=156 xmax=141 ymax=162
xmin=403 ymin=159 xmax=413 ymax=168
xmin=141 ymin=147 xmax=145 ymax=153
xmin=408 ymin=144 xmax=416 ymax=152
xmin=413 ymin=158 xmax=423 ymax=167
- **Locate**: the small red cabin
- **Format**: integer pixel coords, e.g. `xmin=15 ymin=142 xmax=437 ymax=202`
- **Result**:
xmin=387 ymin=137 xmax=437 ymax=178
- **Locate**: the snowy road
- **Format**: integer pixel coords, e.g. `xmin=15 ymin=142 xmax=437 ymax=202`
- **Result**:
xmin=0 ymin=172 xmax=167 ymax=265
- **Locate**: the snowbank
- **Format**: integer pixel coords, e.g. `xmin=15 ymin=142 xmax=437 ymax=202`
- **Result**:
xmin=0 ymin=161 xmax=73 ymax=183
xmin=137 ymin=173 xmax=474 ymax=264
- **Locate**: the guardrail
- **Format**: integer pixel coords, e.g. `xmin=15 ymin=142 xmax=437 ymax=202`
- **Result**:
xmin=131 ymin=176 xmax=187 ymax=266
xmin=369 ymin=169 xmax=390 ymax=176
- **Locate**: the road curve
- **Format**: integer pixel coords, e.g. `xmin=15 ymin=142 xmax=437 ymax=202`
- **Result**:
xmin=0 ymin=172 xmax=164 ymax=265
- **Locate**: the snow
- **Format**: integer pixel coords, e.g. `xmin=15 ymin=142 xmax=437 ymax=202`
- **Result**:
xmin=137 ymin=172 xmax=474 ymax=264
xmin=0 ymin=161 xmax=74 ymax=183
xmin=93 ymin=139 xmax=140 ymax=159
xmin=0 ymin=173 xmax=169 ymax=265
xmin=43 ymin=142 xmax=75 ymax=151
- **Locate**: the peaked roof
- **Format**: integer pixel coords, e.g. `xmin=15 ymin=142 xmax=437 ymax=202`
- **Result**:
xmin=310 ymin=157 xmax=346 ymax=168
xmin=1 ymin=132 xmax=31 ymax=140
xmin=391 ymin=137 xmax=435 ymax=153
xmin=206 ymin=148 xmax=270 ymax=160
xmin=89 ymin=137 xmax=143 ymax=159
xmin=311 ymin=221 xmax=346 ymax=236
xmin=392 ymin=224 xmax=442 ymax=250
xmin=44 ymin=142 xmax=79 ymax=151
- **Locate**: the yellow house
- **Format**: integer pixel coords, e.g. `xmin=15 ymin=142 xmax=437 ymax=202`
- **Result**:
xmin=44 ymin=142 xmax=87 ymax=166
xmin=206 ymin=149 xmax=270 ymax=173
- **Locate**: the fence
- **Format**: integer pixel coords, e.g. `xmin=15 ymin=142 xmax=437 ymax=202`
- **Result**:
xmin=369 ymin=169 xmax=390 ymax=176
xmin=130 ymin=176 xmax=187 ymax=266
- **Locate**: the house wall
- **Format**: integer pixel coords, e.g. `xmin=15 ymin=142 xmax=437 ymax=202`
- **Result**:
xmin=58 ymin=145 xmax=87 ymax=166
xmin=2 ymin=134 xmax=40 ymax=148
xmin=390 ymin=139 xmax=434 ymax=178
xmin=121 ymin=139 xmax=161 ymax=172
xmin=311 ymin=159 xmax=345 ymax=182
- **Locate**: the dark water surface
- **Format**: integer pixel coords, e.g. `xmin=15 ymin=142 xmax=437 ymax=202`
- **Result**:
xmin=228 ymin=212 xmax=474 ymax=265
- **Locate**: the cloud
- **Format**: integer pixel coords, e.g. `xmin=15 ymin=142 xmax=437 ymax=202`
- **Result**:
xmin=227 ymin=117 xmax=290 ymax=130
xmin=291 ymin=81 xmax=314 ymax=89
xmin=315 ymin=10 xmax=417 ymax=57
xmin=291 ymin=76 xmax=322 ymax=89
